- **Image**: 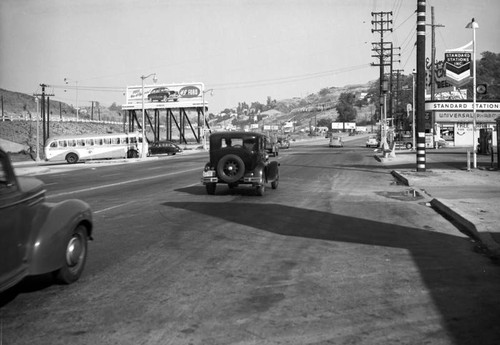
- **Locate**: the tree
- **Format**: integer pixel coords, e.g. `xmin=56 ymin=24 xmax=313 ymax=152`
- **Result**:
xmin=335 ymin=92 xmax=357 ymax=122
xmin=477 ymin=51 xmax=500 ymax=100
xmin=319 ymin=88 xmax=330 ymax=97
xmin=317 ymin=118 xmax=332 ymax=128
xmin=108 ymin=102 xmax=120 ymax=111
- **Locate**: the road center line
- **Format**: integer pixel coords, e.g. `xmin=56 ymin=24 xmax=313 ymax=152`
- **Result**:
xmin=47 ymin=166 xmax=200 ymax=199
xmin=94 ymin=201 xmax=135 ymax=214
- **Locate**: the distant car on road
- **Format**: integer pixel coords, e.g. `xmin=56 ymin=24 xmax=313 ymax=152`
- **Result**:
xmin=329 ymin=136 xmax=344 ymax=148
xmin=277 ymin=136 xmax=290 ymax=149
xmin=0 ymin=148 xmax=93 ymax=293
xmin=148 ymin=141 xmax=182 ymax=156
xmin=201 ymin=131 xmax=279 ymax=196
xmin=366 ymin=135 xmax=379 ymax=148
xmin=147 ymin=87 xmax=179 ymax=102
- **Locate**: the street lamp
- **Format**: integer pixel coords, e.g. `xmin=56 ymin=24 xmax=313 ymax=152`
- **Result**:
xmin=466 ymin=18 xmax=479 ymax=168
xmin=64 ymin=78 xmax=79 ymax=121
xmin=141 ymin=73 xmax=157 ymax=158
xmin=202 ymin=88 xmax=213 ymax=150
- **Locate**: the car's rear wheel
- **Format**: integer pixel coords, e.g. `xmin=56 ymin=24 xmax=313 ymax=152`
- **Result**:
xmin=217 ymin=154 xmax=245 ymax=183
xmin=206 ymin=183 xmax=216 ymax=195
xmin=65 ymin=153 xmax=78 ymax=164
xmin=54 ymin=224 xmax=88 ymax=284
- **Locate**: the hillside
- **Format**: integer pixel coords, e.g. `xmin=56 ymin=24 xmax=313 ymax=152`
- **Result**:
xmin=0 ymin=88 xmax=121 ymax=122
xmin=0 ymin=121 xmax=125 ymax=155
xmin=223 ymin=82 xmax=376 ymax=132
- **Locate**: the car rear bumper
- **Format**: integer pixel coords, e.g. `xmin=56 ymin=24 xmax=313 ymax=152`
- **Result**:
xmin=201 ymin=176 xmax=263 ymax=184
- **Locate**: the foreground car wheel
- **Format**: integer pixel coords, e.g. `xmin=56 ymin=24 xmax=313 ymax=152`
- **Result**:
xmin=217 ymin=154 xmax=245 ymax=183
xmin=54 ymin=224 xmax=88 ymax=284
xmin=206 ymin=183 xmax=216 ymax=195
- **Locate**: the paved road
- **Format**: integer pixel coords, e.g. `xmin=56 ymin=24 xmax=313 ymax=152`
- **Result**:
xmin=1 ymin=136 xmax=499 ymax=345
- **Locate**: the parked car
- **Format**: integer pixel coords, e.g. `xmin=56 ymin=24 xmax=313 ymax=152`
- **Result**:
xmin=277 ymin=136 xmax=290 ymax=149
xmin=329 ymin=136 xmax=344 ymax=148
xmin=148 ymin=141 xmax=182 ymax=156
xmin=366 ymin=135 xmax=379 ymax=148
xmin=0 ymin=148 xmax=93 ymax=293
xmin=147 ymin=87 xmax=179 ymax=102
xmin=201 ymin=132 xmax=280 ymax=196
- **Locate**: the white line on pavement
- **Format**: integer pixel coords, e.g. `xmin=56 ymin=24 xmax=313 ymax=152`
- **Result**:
xmin=94 ymin=201 xmax=135 ymax=214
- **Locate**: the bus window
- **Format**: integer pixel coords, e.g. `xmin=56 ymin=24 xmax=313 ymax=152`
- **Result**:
xmin=68 ymin=139 xmax=77 ymax=147
xmin=77 ymin=139 xmax=85 ymax=146
xmin=112 ymin=138 xmax=120 ymax=145
xmin=95 ymin=138 xmax=103 ymax=145
xmin=49 ymin=141 xmax=57 ymax=148
xmin=58 ymin=140 xmax=67 ymax=147
xmin=103 ymin=138 xmax=111 ymax=145
xmin=130 ymin=137 xmax=137 ymax=144
xmin=86 ymin=139 xmax=94 ymax=146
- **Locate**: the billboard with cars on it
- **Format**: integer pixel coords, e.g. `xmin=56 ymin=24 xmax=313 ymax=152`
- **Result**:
xmin=122 ymin=82 xmax=205 ymax=110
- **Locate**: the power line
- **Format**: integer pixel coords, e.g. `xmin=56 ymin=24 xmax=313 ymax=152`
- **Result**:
xmin=205 ymin=64 xmax=372 ymax=90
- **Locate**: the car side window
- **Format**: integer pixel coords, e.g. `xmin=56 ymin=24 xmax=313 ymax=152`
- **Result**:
xmin=0 ymin=159 xmax=7 ymax=184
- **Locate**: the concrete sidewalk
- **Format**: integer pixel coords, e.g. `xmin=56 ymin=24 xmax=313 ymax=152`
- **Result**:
xmin=377 ymin=148 xmax=500 ymax=261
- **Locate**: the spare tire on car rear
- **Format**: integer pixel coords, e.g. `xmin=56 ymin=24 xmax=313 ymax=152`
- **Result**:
xmin=217 ymin=154 xmax=245 ymax=183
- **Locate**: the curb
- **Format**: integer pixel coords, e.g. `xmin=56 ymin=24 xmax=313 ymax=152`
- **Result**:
xmin=391 ymin=169 xmax=500 ymax=261
xmin=430 ymin=199 xmax=500 ymax=260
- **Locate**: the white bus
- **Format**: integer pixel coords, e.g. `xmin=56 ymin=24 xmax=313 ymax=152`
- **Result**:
xmin=44 ymin=132 xmax=148 ymax=164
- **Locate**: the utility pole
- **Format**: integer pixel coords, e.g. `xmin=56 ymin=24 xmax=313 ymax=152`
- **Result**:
xmin=389 ymin=45 xmax=401 ymax=125
xmin=371 ymin=11 xmax=393 ymax=151
xmin=392 ymin=69 xmax=404 ymax=130
xmin=416 ymin=0 xmax=427 ymax=172
xmin=46 ymin=96 xmax=50 ymax=139
xmin=426 ymin=6 xmax=445 ymax=100
xmin=38 ymin=84 xmax=54 ymax=144
xmin=426 ymin=6 xmax=445 ymax=148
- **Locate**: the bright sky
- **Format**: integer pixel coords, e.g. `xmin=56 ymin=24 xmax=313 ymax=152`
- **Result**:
xmin=1 ymin=0 xmax=499 ymax=113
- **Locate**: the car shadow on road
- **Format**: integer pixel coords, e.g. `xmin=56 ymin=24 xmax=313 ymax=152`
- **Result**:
xmin=163 ymin=201 xmax=500 ymax=345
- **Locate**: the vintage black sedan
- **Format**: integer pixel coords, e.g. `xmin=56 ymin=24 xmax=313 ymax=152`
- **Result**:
xmin=148 ymin=141 xmax=182 ymax=156
xmin=201 ymin=132 xmax=279 ymax=196
xmin=0 ymin=148 xmax=93 ymax=293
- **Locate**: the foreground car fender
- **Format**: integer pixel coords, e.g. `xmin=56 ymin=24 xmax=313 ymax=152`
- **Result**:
xmin=28 ymin=199 xmax=93 ymax=277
